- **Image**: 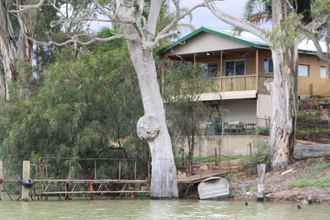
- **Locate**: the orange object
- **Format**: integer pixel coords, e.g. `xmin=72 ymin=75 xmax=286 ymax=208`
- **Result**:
xmin=88 ymin=181 xmax=94 ymax=192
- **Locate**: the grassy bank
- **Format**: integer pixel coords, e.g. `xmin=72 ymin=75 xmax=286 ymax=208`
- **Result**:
xmin=290 ymin=162 xmax=330 ymax=188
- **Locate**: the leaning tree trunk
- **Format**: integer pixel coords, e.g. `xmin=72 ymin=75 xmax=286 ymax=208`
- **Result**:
xmin=269 ymin=1 xmax=298 ymax=170
xmin=126 ymin=40 xmax=178 ymax=198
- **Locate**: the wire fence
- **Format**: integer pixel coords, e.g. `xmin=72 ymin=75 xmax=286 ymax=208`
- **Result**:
xmin=30 ymin=157 xmax=149 ymax=180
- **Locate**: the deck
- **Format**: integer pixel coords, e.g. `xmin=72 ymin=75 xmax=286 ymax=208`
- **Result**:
xmin=166 ymin=74 xmax=272 ymax=100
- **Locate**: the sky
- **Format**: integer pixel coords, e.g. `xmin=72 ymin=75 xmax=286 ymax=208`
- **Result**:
xmin=179 ymin=0 xmax=248 ymax=30
xmin=91 ymin=0 xmax=249 ymax=32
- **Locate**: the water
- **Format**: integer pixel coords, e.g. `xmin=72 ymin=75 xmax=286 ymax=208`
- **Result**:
xmin=0 ymin=200 xmax=329 ymax=220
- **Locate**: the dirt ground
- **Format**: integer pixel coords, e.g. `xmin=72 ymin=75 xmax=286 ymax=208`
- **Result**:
xmin=229 ymin=157 xmax=330 ymax=203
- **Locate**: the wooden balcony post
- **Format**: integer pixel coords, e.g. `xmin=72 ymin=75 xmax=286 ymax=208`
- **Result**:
xmin=256 ymin=49 xmax=259 ymax=91
xmin=219 ymin=51 xmax=223 ymax=76
xmin=193 ymin=54 xmax=197 ymax=67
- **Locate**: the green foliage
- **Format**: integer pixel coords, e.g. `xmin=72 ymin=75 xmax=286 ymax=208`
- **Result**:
xmin=247 ymin=139 xmax=269 ymax=165
xmin=317 ymin=163 xmax=330 ymax=170
xmin=312 ymin=0 xmax=330 ymax=17
xmin=162 ymin=61 xmax=220 ymax=172
xmin=267 ymin=13 xmax=302 ymax=48
xmin=163 ymin=61 xmax=219 ymax=139
xmin=192 ymin=155 xmax=253 ymax=163
xmin=244 ymin=0 xmax=272 ymax=22
xmin=0 ymin=41 xmax=147 ymax=173
xmin=256 ymin=127 xmax=270 ymax=136
xmin=291 ymin=176 xmax=330 ymax=188
xmin=247 ymin=185 xmax=257 ymax=193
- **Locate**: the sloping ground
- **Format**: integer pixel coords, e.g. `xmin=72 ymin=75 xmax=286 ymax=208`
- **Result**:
xmin=230 ymin=158 xmax=330 ymax=202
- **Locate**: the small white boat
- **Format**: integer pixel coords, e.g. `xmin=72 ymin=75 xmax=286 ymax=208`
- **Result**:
xmin=198 ymin=177 xmax=230 ymax=200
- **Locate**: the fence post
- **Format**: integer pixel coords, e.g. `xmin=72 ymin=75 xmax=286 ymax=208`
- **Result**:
xmin=214 ymin=148 xmax=218 ymax=166
xmin=94 ymin=160 xmax=97 ymax=180
xmin=256 ymin=164 xmax=266 ymax=202
xmin=118 ymin=160 xmax=121 ymax=180
xmin=0 ymin=160 xmax=3 ymax=200
xmin=21 ymin=160 xmax=31 ymax=201
xmin=134 ymin=160 xmax=137 ymax=180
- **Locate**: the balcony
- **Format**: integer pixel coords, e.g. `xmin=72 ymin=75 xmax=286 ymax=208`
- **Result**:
xmin=164 ymin=74 xmax=272 ymax=101
xmin=207 ymin=75 xmax=257 ymax=92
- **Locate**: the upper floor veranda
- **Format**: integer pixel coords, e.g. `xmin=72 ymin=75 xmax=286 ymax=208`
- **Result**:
xmin=161 ymin=27 xmax=330 ymax=100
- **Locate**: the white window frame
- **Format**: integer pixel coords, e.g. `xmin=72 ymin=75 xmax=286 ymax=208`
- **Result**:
xmin=320 ymin=66 xmax=328 ymax=79
xmin=298 ymin=64 xmax=310 ymax=77
xmin=263 ymin=58 xmax=273 ymax=74
xmin=224 ymin=59 xmax=247 ymax=76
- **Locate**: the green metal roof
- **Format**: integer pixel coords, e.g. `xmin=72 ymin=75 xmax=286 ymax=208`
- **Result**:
xmin=159 ymin=27 xmax=269 ymax=55
xmin=159 ymin=26 xmax=324 ymax=56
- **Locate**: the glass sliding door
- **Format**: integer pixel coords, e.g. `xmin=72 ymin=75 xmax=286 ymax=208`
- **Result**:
xmin=224 ymin=59 xmax=246 ymax=76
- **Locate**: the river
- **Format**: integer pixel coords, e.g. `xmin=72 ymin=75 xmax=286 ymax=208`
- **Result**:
xmin=0 ymin=200 xmax=329 ymax=220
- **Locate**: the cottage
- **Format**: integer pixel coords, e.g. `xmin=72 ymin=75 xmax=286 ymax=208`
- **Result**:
xmin=161 ymin=27 xmax=329 ymax=156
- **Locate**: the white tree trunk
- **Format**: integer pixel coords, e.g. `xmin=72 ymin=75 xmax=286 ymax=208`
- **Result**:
xmin=270 ymin=47 xmax=298 ymax=169
xmin=126 ymin=39 xmax=178 ymax=198
xmin=0 ymin=35 xmax=17 ymax=100
xmin=0 ymin=1 xmax=18 ymax=100
xmin=270 ymin=1 xmax=298 ymax=170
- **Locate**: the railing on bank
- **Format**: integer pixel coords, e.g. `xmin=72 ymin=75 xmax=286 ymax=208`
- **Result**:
xmin=0 ymin=158 xmax=150 ymax=201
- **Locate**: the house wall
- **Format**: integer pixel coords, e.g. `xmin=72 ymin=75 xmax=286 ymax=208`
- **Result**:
xmin=177 ymin=135 xmax=268 ymax=157
xmin=297 ymin=54 xmax=330 ymax=97
xmin=257 ymin=50 xmax=330 ymax=97
xmin=168 ymin=32 xmax=248 ymax=55
xmin=219 ymin=99 xmax=257 ymax=124
xmin=256 ymin=94 xmax=272 ymax=128
xmin=172 ymin=47 xmax=330 ymax=97
xmin=220 ymin=50 xmax=257 ymax=76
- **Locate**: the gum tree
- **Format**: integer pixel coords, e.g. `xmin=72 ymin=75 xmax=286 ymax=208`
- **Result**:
xmin=15 ymin=0 xmax=207 ymax=198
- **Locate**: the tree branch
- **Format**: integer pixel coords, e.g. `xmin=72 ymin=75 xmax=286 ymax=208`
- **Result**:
xmin=146 ymin=0 xmax=162 ymax=38
xmin=26 ymin=33 xmax=124 ymax=47
xmin=299 ymin=24 xmax=329 ymax=64
xmin=204 ymin=0 xmax=269 ymax=43
xmin=10 ymin=0 xmax=47 ymax=13
xmin=152 ymin=2 xmax=206 ymax=48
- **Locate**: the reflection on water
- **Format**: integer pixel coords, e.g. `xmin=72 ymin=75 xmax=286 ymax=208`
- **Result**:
xmin=0 ymin=200 xmax=329 ymax=220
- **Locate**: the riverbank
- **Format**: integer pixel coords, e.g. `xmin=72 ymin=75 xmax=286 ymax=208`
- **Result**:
xmin=229 ymin=157 xmax=330 ymax=203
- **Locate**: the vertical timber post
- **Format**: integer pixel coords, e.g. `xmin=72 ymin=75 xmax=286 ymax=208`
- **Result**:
xmin=256 ymin=163 xmax=266 ymax=202
xmin=193 ymin=54 xmax=196 ymax=67
xmin=134 ymin=160 xmax=137 ymax=180
xmin=21 ymin=160 xmax=31 ymax=201
xmin=219 ymin=51 xmax=223 ymax=76
xmin=94 ymin=160 xmax=97 ymax=180
xmin=118 ymin=160 xmax=121 ymax=180
xmin=0 ymin=160 xmax=3 ymax=200
xmin=255 ymin=49 xmax=259 ymax=91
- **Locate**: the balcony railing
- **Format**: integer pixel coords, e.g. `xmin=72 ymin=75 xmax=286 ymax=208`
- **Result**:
xmin=211 ymin=75 xmax=257 ymax=92
xmin=164 ymin=74 xmax=273 ymax=97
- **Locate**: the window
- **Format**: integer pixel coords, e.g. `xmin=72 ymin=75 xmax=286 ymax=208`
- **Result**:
xmin=224 ymin=60 xmax=246 ymax=76
xmin=207 ymin=64 xmax=218 ymax=78
xmin=320 ymin=67 xmax=328 ymax=79
xmin=200 ymin=64 xmax=218 ymax=79
xmin=298 ymin=64 xmax=310 ymax=77
xmin=207 ymin=117 xmax=222 ymax=135
xmin=263 ymin=58 xmax=273 ymax=73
